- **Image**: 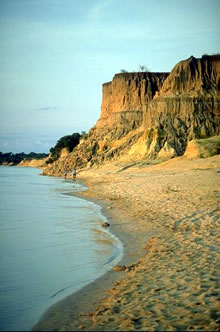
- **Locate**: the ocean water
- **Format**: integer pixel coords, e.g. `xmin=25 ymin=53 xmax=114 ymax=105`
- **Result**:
xmin=0 ymin=166 xmax=123 ymax=331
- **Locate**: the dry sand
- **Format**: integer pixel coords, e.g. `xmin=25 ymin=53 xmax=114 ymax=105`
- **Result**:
xmin=33 ymin=155 xmax=220 ymax=331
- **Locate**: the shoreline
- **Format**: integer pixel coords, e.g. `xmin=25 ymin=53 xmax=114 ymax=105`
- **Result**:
xmin=33 ymin=155 xmax=220 ymax=331
xmin=32 ymin=177 xmax=141 ymax=331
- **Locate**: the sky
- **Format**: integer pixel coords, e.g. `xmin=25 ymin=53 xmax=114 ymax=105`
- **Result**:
xmin=0 ymin=0 xmax=219 ymax=153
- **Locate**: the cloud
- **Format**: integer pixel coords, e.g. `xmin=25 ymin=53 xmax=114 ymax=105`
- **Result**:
xmin=87 ymin=0 xmax=115 ymax=21
xmin=36 ymin=106 xmax=57 ymax=111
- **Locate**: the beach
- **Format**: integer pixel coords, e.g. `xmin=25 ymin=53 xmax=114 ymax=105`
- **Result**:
xmin=34 ymin=155 xmax=220 ymax=331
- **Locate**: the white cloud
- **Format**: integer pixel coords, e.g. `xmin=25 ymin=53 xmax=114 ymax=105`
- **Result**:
xmin=36 ymin=106 xmax=57 ymax=112
xmin=87 ymin=0 xmax=115 ymax=21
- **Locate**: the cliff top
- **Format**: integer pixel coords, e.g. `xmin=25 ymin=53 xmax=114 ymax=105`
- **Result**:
xmin=159 ymin=54 xmax=220 ymax=96
xmin=103 ymin=71 xmax=170 ymax=87
xmin=103 ymin=55 xmax=220 ymax=90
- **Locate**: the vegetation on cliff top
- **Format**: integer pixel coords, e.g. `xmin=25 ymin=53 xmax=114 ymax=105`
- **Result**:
xmin=0 ymin=152 xmax=49 ymax=166
xmin=120 ymin=64 xmax=150 ymax=73
xmin=46 ymin=132 xmax=81 ymax=164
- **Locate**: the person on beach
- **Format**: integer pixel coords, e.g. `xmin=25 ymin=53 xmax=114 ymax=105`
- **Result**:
xmin=64 ymin=169 xmax=68 ymax=179
xmin=72 ymin=168 xmax=76 ymax=179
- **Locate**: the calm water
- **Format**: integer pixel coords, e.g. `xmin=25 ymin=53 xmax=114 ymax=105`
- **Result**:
xmin=0 ymin=166 xmax=123 ymax=331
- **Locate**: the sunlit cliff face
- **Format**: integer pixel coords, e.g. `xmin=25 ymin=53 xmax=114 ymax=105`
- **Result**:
xmin=42 ymin=55 xmax=220 ymax=175
xmin=97 ymin=72 xmax=168 ymax=129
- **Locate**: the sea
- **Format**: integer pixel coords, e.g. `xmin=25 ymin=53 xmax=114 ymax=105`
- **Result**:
xmin=0 ymin=166 xmax=123 ymax=331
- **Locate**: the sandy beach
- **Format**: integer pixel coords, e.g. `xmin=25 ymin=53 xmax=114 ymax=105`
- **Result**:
xmin=33 ymin=155 xmax=220 ymax=331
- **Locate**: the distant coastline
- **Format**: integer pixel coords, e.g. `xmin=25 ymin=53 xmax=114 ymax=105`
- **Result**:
xmin=0 ymin=151 xmax=48 ymax=166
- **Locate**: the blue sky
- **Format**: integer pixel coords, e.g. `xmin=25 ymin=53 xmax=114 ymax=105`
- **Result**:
xmin=0 ymin=0 xmax=219 ymax=153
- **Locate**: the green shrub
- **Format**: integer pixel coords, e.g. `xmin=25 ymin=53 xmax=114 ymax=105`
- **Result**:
xmin=47 ymin=132 xmax=81 ymax=164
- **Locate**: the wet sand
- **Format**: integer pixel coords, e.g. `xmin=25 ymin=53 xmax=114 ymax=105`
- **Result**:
xmin=33 ymin=155 xmax=220 ymax=331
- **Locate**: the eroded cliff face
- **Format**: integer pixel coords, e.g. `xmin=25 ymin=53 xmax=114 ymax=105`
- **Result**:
xmin=159 ymin=55 xmax=220 ymax=97
xmin=42 ymin=55 xmax=220 ymax=176
xmin=96 ymin=72 xmax=168 ymax=130
xmin=138 ymin=55 xmax=220 ymax=158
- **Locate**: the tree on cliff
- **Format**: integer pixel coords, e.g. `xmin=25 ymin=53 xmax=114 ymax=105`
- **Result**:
xmin=120 ymin=65 xmax=150 ymax=73
xmin=47 ymin=132 xmax=81 ymax=164
xmin=138 ymin=64 xmax=150 ymax=72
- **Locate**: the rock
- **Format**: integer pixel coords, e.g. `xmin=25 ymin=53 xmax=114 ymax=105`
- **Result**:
xmin=102 ymin=222 xmax=110 ymax=228
xmin=158 ymin=141 xmax=176 ymax=159
xmin=184 ymin=136 xmax=220 ymax=158
xmin=113 ymin=262 xmax=139 ymax=272
xmin=113 ymin=265 xmax=126 ymax=272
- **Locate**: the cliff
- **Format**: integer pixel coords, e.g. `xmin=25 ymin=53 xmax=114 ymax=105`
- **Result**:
xmin=42 ymin=55 xmax=220 ymax=176
xmin=159 ymin=55 xmax=220 ymax=97
xmin=18 ymin=158 xmax=48 ymax=168
xmin=96 ymin=72 xmax=168 ymax=130
xmin=139 ymin=55 xmax=220 ymax=158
